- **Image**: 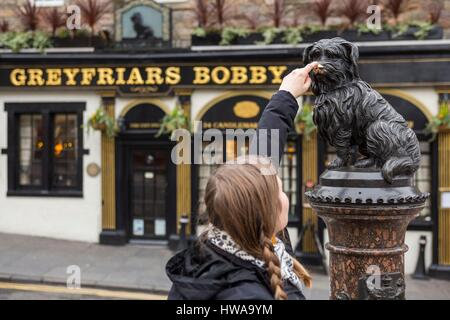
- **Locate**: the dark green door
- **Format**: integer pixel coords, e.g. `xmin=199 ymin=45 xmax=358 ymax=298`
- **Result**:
xmin=130 ymin=148 xmax=169 ymax=239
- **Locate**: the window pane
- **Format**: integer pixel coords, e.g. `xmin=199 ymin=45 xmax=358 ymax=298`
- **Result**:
xmin=415 ymin=145 xmax=432 ymax=222
xmin=52 ymin=114 xmax=79 ymax=188
xmin=197 ymin=141 xmax=221 ymax=222
xmin=197 ymin=138 xmax=300 ymax=223
xmin=19 ymin=114 xmax=43 ymax=186
xmin=278 ymin=141 xmax=298 ymax=221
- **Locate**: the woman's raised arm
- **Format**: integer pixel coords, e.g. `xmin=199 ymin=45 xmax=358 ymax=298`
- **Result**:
xmin=250 ymin=62 xmax=318 ymax=164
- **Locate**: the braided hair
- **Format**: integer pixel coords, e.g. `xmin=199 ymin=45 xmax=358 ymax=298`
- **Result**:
xmin=203 ymin=155 xmax=312 ymax=300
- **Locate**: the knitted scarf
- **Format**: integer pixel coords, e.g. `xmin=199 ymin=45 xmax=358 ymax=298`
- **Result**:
xmin=206 ymin=225 xmax=304 ymax=292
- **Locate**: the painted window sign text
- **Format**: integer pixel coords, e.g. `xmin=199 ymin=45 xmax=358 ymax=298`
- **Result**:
xmin=5 ymin=65 xmax=290 ymax=88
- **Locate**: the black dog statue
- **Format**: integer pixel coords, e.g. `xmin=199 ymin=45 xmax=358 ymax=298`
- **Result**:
xmin=131 ymin=12 xmax=154 ymax=40
xmin=303 ymin=38 xmax=421 ymax=183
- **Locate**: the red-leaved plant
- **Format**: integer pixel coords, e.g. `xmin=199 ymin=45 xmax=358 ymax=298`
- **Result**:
xmin=269 ymin=0 xmax=286 ymax=28
xmin=75 ymin=0 xmax=111 ymax=36
xmin=313 ymin=0 xmax=334 ymax=26
xmin=427 ymin=0 xmax=444 ymax=25
xmin=339 ymin=0 xmax=368 ymax=27
xmin=16 ymin=0 xmax=40 ymax=31
xmin=385 ymin=0 xmax=407 ymax=23
xmin=192 ymin=0 xmax=212 ymax=28
xmin=0 ymin=19 xmax=9 ymax=33
xmin=211 ymin=0 xmax=231 ymax=28
xmin=41 ymin=7 xmax=66 ymax=37
xmin=239 ymin=11 xmax=261 ymax=30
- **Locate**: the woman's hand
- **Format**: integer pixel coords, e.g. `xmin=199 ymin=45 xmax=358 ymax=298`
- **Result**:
xmin=278 ymin=62 xmax=319 ymax=98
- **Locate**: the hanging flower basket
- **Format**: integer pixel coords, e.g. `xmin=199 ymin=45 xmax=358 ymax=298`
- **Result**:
xmin=156 ymin=104 xmax=190 ymax=138
xmin=295 ymin=122 xmax=305 ymax=134
xmin=295 ymin=103 xmax=316 ymax=139
xmin=91 ymin=122 xmax=107 ymax=131
xmin=425 ymin=104 xmax=450 ymax=141
xmin=86 ymin=107 xmax=118 ymax=138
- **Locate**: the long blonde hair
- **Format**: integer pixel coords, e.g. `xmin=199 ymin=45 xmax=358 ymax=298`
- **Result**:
xmin=203 ymin=156 xmax=312 ymax=300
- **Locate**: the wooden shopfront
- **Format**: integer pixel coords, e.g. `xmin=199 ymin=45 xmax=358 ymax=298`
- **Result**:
xmin=1 ymin=42 xmax=450 ymax=277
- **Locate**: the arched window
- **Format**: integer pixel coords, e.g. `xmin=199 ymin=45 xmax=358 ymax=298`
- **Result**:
xmin=195 ymin=92 xmax=302 ymax=225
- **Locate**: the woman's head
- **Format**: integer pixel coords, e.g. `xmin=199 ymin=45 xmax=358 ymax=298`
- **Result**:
xmin=203 ymin=156 xmax=311 ymax=299
xmin=204 ymin=156 xmax=288 ymax=257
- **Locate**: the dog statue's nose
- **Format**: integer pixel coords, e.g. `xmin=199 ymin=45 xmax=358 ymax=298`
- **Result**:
xmin=313 ymin=64 xmax=324 ymax=74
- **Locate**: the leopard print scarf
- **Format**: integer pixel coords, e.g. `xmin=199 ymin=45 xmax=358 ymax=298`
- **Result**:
xmin=206 ymin=224 xmax=304 ymax=292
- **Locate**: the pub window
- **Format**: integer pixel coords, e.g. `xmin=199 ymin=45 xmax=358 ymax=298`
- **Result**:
xmin=18 ymin=114 xmax=44 ymax=187
xmin=5 ymin=103 xmax=85 ymax=196
xmin=197 ymin=137 xmax=300 ymax=224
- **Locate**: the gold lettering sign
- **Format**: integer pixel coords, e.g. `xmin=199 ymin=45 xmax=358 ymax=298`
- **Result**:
xmin=9 ymin=67 xmax=182 ymax=87
xmin=129 ymin=122 xmax=161 ymax=129
xmin=7 ymin=65 xmax=289 ymax=87
xmin=233 ymin=101 xmax=260 ymax=119
xmin=202 ymin=122 xmax=258 ymax=129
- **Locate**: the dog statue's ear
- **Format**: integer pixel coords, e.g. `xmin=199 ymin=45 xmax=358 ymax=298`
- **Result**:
xmin=341 ymin=41 xmax=360 ymax=76
xmin=302 ymin=43 xmax=314 ymax=66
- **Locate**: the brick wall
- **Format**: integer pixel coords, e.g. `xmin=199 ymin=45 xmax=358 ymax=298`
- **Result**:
xmin=0 ymin=0 xmax=448 ymax=46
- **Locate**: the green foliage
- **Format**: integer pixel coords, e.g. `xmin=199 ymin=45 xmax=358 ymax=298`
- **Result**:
xmin=33 ymin=32 xmax=52 ymax=50
xmin=261 ymin=27 xmax=283 ymax=44
xmin=304 ymin=25 xmax=323 ymax=34
xmin=387 ymin=22 xmax=409 ymax=38
xmin=283 ymin=27 xmax=304 ymax=45
xmin=56 ymin=28 xmax=91 ymax=39
xmin=0 ymin=31 xmax=52 ymax=53
xmin=425 ymin=101 xmax=450 ymax=141
xmin=356 ymin=23 xmax=382 ymax=35
xmin=295 ymin=102 xmax=316 ymax=139
xmin=86 ymin=107 xmax=118 ymax=138
xmin=411 ymin=21 xmax=435 ymax=40
xmin=220 ymin=27 xmax=250 ymax=45
xmin=192 ymin=27 xmax=207 ymax=37
xmin=389 ymin=21 xmax=435 ymax=40
xmin=156 ymin=105 xmax=189 ymax=138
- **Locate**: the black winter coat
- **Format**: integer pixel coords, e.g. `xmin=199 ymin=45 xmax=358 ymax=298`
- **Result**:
xmin=166 ymin=90 xmax=303 ymax=300
xmin=166 ymin=241 xmax=306 ymax=300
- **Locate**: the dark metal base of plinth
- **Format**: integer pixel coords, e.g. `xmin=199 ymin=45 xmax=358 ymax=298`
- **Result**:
xmin=305 ymin=167 xmax=429 ymax=205
xmin=429 ymin=264 xmax=450 ymax=281
xmin=305 ymin=168 xmax=429 ymax=299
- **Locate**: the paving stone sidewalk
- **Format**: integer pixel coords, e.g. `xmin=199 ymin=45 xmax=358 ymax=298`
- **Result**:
xmin=0 ymin=232 xmax=449 ymax=299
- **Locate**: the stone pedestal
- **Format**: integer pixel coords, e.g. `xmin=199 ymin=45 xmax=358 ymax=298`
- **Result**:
xmin=305 ymin=168 xmax=429 ymax=300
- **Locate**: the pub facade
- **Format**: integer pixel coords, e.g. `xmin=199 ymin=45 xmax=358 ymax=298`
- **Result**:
xmin=1 ymin=41 xmax=450 ymax=278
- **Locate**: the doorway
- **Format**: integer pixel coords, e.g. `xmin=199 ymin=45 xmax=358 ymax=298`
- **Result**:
xmin=128 ymin=148 xmax=170 ymax=240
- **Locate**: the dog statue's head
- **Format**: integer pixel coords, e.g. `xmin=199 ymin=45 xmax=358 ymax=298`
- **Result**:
xmin=303 ymin=37 xmax=360 ymax=95
xmin=131 ymin=12 xmax=143 ymax=26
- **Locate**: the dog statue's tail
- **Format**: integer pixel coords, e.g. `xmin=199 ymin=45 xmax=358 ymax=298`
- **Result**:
xmin=382 ymin=123 xmax=421 ymax=183
xmin=382 ymin=156 xmax=420 ymax=184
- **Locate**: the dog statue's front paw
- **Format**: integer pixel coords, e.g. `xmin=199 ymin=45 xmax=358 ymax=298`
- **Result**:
xmin=328 ymin=157 xmax=345 ymax=169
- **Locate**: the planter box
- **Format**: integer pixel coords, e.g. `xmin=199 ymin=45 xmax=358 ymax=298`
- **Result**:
xmin=338 ymin=30 xmax=390 ymax=42
xmin=391 ymin=25 xmax=443 ymax=40
xmin=52 ymin=36 xmax=108 ymax=48
xmin=264 ymin=32 xmax=285 ymax=44
xmin=191 ymin=33 xmax=221 ymax=46
xmin=303 ymin=30 xmax=339 ymax=43
xmin=192 ymin=31 xmax=270 ymax=46
xmin=295 ymin=122 xmax=305 ymax=135
xmin=236 ymin=32 xmax=264 ymax=45
xmin=91 ymin=123 xmax=107 ymax=132
xmin=438 ymin=125 xmax=450 ymax=133
xmin=117 ymin=38 xmax=166 ymax=50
